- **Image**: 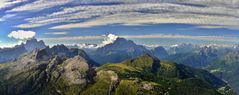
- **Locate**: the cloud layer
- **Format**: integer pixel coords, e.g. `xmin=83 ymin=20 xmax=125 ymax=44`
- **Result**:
xmin=8 ymin=30 xmax=36 ymax=40
xmin=0 ymin=0 xmax=238 ymax=30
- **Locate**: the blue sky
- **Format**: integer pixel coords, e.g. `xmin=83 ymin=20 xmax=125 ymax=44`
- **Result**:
xmin=1 ymin=0 xmax=239 ymax=47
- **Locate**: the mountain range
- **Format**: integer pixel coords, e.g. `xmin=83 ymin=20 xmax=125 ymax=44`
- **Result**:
xmin=0 ymin=37 xmax=238 ymax=94
xmin=0 ymin=49 xmax=234 ymax=95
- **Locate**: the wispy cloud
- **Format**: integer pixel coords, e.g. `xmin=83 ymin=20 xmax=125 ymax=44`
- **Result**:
xmin=41 ymin=36 xmax=103 ymax=41
xmin=8 ymin=0 xmax=73 ymax=12
xmin=44 ymin=32 xmax=68 ymax=35
xmin=12 ymin=2 xmax=239 ymax=30
xmin=0 ymin=14 xmax=16 ymax=21
xmin=0 ymin=0 xmax=238 ymax=30
xmin=122 ymin=34 xmax=239 ymax=42
xmin=41 ymin=34 xmax=239 ymax=43
xmin=0 ymin=0 xmax=28 ymax=9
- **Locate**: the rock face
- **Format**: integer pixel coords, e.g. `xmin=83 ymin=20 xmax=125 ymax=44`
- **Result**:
xmin=24 ymin=38 xmax=46 ymax=52
xmin=89 ymin=38 xmax=151 ymax=64
xmin=62 ymin=56 xmax=91 ymax=85
xmin=0 ymin=38 xmax=46 ymax=63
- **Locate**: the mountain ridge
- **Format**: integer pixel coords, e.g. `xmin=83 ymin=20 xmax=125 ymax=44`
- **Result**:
xmin=0 ymin=38 xmax=46 ymax=63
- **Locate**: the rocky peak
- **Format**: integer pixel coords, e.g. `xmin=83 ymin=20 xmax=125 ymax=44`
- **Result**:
xmin=26 ymin=44 xmax=99 ymax=66
xmin=153 ymin=46 xmax=168 ymax=58
xmin=51 ymin=44 xmax=69 ymax=51
xmin=24 ymin=38 xmax=46 ymax=52
xmin=199 ymin=46 xmax=218 ymax=57
xmin=98 ymin=37 xmax=147 ymax=52
xmin=110 ymin=38 xmax=137 ymax=48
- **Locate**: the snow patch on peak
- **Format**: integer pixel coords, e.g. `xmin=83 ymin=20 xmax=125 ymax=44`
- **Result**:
xmin=101 ymin=34 xmax=119 ymax=46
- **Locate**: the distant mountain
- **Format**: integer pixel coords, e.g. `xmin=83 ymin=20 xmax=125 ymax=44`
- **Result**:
xmin=0 ymin=38 xmax=46 ymax=63
xmin=0 ymin=53 xmax=234 ymax=95
xmin=165 ymin=46 xmax=221 ymax=68
xmin=24 ymin=38 xmax=46 ymax=52
xmin=152 ymin=46 xmax=168 ymax=59
xmin=206 ymin=50 xmax=239 ymax=94
xmin=97 ymin=38 xmax=148 ymax=54
xmin=88 ymin=37 xmax=151 ymax=64
xmin=168 ymin=43 xmax=200 ymax=54
xmin=164 ymin=45 xmax=239 ymax=94
xmin=0 ymin=45 xmax=27 ymax=63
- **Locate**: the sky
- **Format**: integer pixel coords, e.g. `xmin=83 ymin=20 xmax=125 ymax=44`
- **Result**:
xmin=1 ymin=0 xmax=239 ymax=48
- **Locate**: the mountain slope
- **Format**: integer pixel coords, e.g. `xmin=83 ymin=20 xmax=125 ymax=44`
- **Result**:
xmin=83 ymin=54 xmax=235 ymax=95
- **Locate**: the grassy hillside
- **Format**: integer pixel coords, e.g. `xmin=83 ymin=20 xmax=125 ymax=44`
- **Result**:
xmin=83 ymin=54 xmax=235 ymax=95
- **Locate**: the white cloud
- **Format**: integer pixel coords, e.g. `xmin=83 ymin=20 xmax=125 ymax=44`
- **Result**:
xmin=63 ymin=34 xmax=118 ymax=49
xmin=8 ymin=30 xmax=36 ymax=40
xmin=44 ymin=32 xmax=68 ymax=35
xmin=0 ymin=44 xmax=17 ymax=48
xmin=8 ymin=0 xmax=73 ymax=12
xmin=0 ymin=40 xmax=26 ymax=48
xmin=40 ymin=34 xmax=119 ymax=48
xmin=101 ymin=34 xmax=118 ymax=47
